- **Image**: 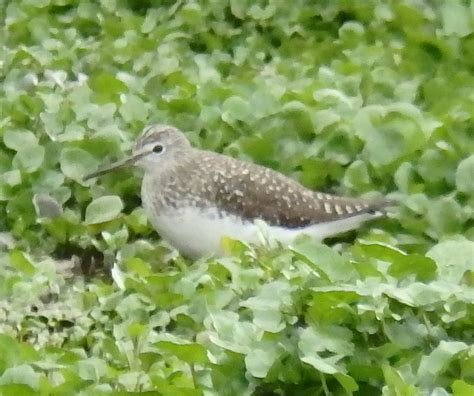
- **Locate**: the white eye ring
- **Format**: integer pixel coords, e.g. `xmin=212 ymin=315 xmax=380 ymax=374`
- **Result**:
xmin=152 ymin=144 xmax=164 ymax=154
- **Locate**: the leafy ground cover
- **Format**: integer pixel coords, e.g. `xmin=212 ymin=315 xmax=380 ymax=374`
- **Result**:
xmin=1 ymin=0 xmax=474 ymax=394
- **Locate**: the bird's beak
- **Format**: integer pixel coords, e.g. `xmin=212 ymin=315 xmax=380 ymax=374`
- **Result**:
xmin=83 ymin=152 xmax=145 ymax=181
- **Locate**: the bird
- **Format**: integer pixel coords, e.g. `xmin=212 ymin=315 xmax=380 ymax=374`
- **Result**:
xmin=84 ymin=124 xmax=391 ymax=258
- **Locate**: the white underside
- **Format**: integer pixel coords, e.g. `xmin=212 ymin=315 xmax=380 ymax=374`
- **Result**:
xmin=147 ymin=207 xmax=379 ymax=258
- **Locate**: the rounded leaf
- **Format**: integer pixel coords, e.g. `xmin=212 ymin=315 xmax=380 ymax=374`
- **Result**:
xmin=222 ymin=96 xmax=252 ymax=125
xmin=426 ymin=197 xmax=463 ymax=237
xmin=456 ymin=155 xmax=474 ymax=194
xmin=427 ymin=240 xmax=474 ymax=283
xmin=60 ymin=147 xmax=99 ymax=184
xmin=13 ymin=145 xmax=45 ymax=172
xmin=3 ymin=129 xmax=38 ymax=151
xmin=119 ymin=94 xmax=149 ymax=123
xmin=0 ymin=364 xmax=39 ymax=390
xmin=85 ymin=195 xmax=124 ymax=225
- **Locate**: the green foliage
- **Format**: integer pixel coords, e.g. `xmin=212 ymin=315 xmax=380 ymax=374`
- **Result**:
xmin=84 ymin=195 xmax=124 ymax=225
xmin=1 ymin=240 xmax=473 ymax=394
xmin=1 ymin=0 xmax=474 ymax=394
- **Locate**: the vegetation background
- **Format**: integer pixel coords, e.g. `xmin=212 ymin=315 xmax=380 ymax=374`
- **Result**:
xmin=1 ymin=0 xmax=474 ymax=394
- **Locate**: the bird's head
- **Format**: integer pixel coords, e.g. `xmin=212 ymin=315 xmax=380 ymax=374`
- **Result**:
xmin=84 ymin=124 xmax=191 ymax=180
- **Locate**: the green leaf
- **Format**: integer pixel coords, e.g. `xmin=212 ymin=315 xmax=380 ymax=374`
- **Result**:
xmin=291 ymin=240 xmax=357 ymax=282
xmin=13 ymin=145 xmax=45 ymax=172
xmin=207 ymin=310 xmax=255 ymax=354
xmin=456 ymin=155 xmax=474 ymax=194
xmin=84 ymin=195 xmax=124 ymax=225
xmin=0 ymin=364 xmax=39 ymax=390
xmin=300 ymin=325 xmax=354 ymax=356
xmin=127 ymin=322 xmax=146 ymax=338
xmin=221 ymin=96 xmax=253 ymax=125
xmin=1 ymin=170 xmax=21 ymax=186
xmin=119 ymin=94 xmax=149 ymax=123
xmin=88 ymin=72 xmax=127 ymax=103
xmin=3 ymin=129 xmax=38 ymax=151
xmin=240 ymin=281 xmax=292 ymax=333
xmin=382 ymin=365 xmax=417 ymax=396
xmin=452 ymin=380 xmax=474 ymax=396
xmin=354 ymin=104 xmax=438 ymax=166
xmin=40 ymin=112 xmax=63 ymax=140
xmin=307 ymin=289 xmax=359 ymax=325
xmin=245 ymin=346 xmax=279 ymax=378
xmin=0 ymin=384 xmax=38 ymax=396
xmin=417 ymin=149 xmax=453 ymax=184
xmin=141 ymin=9 xmax=159 ymax=33
xmin=426 ymin=197 xmax=463 ymax=237
xmin=356 ymin=242 xmax=437 ymax=281
xmin=343 ymin=160 xmax=372 ymax=191
xmin=156 ymin=341 xmax=209 ymax=364
xmin=9 ymin=249 xmax=35 ymax=274
xmin=394 ymin=162 xmax=418 ymax=193
xmin=427 ymin=240 xmax=474 ymax=283
xmin=0 ymin=335 xmax=22 ymax=368
xmin=76 ymin=357 xmax=108 ymax=381
xmin=298 ymin=325 xmax=353 ymax=374
xmin=417 ymin=341 xmax=468 ymax=385
xmin=384 ymin=320 xmax=425 ymax=349
xmin=60 ymin=147 xmax=100 ymax=184
xmin=334 ymin=373 xmax=359 ymax=393
xmin=440 ymin=2 xmax=472 ymax=37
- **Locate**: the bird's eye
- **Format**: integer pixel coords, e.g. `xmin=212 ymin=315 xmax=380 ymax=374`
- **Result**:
xmin=152 ymin=144 xmax=164 ymax=154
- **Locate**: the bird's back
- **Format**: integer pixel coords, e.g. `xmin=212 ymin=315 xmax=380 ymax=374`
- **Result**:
xmin=142 ymin=149 xmax=389 ymax=229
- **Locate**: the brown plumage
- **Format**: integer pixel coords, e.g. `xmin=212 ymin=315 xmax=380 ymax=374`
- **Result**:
xmin=146 ymin=150 xmax=389 ymax=229
xmin=85 ymin=124 xmax=392 ymax=257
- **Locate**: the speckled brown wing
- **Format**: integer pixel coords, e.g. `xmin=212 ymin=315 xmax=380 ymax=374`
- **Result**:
xmin=194 ymin=152 xmax=390 ymax=228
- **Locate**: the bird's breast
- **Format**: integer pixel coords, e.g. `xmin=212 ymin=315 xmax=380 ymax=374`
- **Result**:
xmin=146 ymin=206 xmax=257 ymax=258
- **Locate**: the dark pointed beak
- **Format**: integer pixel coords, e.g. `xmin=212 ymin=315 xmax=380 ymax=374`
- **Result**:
xmin=83 ymin=152 xmax=145 ymax=181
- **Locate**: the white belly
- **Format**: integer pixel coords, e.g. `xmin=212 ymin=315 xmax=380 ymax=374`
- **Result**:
xmin=146 ymin=206 xmax=377 ymax=258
